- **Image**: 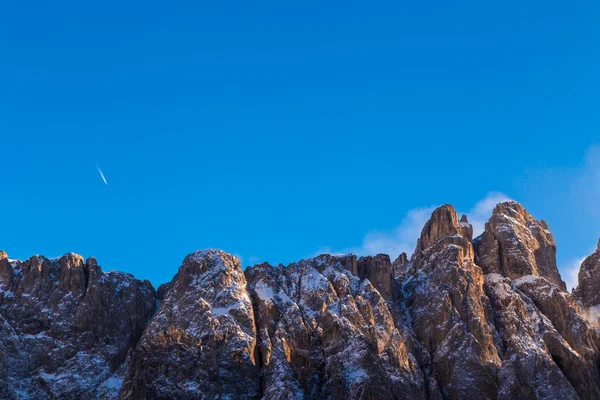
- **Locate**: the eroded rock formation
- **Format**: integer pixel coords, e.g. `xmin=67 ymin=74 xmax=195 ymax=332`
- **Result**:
xmin=0 ymin=252 xmax=156 ymax=399
xmin=574 ymin=240 xmax=600 ymax=327
xmin=474 ymin=201 xmax=566 ymax=290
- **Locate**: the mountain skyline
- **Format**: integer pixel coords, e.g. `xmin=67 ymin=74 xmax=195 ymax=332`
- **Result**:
xmin=3 ymin=200 xmax=600 ymax=399
xmin=3 ymin=2 xmax=600 ymax=287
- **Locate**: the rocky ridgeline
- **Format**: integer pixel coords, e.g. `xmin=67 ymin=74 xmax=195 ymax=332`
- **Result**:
xmin=0 ymin=252 xmax=156 ymax=399
xmin=2 ymin=201 xmax=600 ymax=399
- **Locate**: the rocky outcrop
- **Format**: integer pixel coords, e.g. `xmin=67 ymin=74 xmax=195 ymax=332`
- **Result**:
xmin=356 ymin=254 xmax=393 ymax=299
xmin=0 ymin=252 xmax=156 ymax=400
xmin=403 ymin=205 xmax=501 ymax=399
xmin=472 ymin=201 xmax=600 ymax=399
xmin=474 ymin=201 xmax=567 ymax=291
xmin=574 ymin=240 xmax=600 ymax=308
xmin=484 ymin=274 xmax=581 ymax=399
xmin=120 ymin=250 xmax=261 ymax=399
xmin=391 ymin=252 xmax=409 ymax=279
xmin=3 ymin=200 xmax=600 ymax=399
xmin=403 ymin=203 xmax=600 ymax=399
xmin=573 ymin=240 xmax=600 ymax=326
xmin=512 ymin=275 xmax=600 ymax=399
xmin=245 ymin=254 xmax=425 ymax=400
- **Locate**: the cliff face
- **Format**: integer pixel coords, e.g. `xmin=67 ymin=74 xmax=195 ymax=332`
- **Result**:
xmin=574 ymin=241 xmax=600 ymax=327
xmin=403 ymin=205 xmax=501 ymax=399
xmin=120 ymin=249 xmax=261 ymax=399
xmin=2 ymin=200 xmax=600 ymax=399
xmin=473 ymin=201 xmax=567 ymax=290
xmin=245 ymin=254 xmax=425 ymax=400
xmin=0 ymin=252 xmax=156 ymax=399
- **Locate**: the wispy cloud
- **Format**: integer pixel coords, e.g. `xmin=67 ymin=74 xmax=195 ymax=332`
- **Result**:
xmin=520 ymin=145 xmax=600 ymax=289
xmin=562 ymin=256 xmax=586 ymax=293
xmin=347 ymin=206 xmax=436 ymax=259
xmin=571 ymin=145 xmax=600 ymax=219
xmin=96 ymin=164 xmax=108 ymax=185
xmin=318 ymin=192 xmax=511 ymax=260
xmin=468 ymin=192 xmax=513 ymax=238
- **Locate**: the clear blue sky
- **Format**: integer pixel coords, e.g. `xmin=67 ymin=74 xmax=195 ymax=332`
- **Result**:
xmin=2 ymin=1 xmax=600 ymax=288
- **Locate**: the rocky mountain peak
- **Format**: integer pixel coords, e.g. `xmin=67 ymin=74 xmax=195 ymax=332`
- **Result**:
xmin=391 ymin=252 xmax=410 ymax=278
xmin=120 ymin=249 xmax=260 ymax=399
xmin=415 ymin=204 xmax=460 ymax=250
xmin=57 ymin=252 xmax=84 ymax=267
xmin=491 ymin=200 xmax=524 ymax=217
xmin=5 ymin=200 xmax=600 ymax=399
xmin=573 ymin=244 xmax=600 ymax=316
xmin=86 ymin=255 xmax=97 ymax=266
xmin=459 ymin=214 xmax=473 ymax=242
xmin=0 ymin=251 xmax=12 ymax=290
xmin=393 ymin=252 xmax=408 ymax=266
xmin=412 ymin=204 xmax=474 ymax=267
xmin=474 ymin=200 xmax=567 ymax=291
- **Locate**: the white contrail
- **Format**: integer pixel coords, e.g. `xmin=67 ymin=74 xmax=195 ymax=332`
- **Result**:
xmin=96 ymin=165 xmax=108 ymax=185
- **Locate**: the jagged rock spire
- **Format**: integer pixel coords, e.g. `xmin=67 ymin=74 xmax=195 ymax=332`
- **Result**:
xmin=391 ymin=252 xmax=410 ymax=277
xmin=412 ymin=204 xmax=474 ymax=267
xmin=402 ymin=205 xmax=501 ymax=399
xmin=574 ymin=242 xmax=600 ymax=310
xmin=474 ymin=200 xmax=567 ymax=291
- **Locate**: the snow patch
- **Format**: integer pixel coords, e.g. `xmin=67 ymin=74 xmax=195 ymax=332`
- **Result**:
xmin=99 ymin=374 xmax=123 ymax=391
xmin=514 ymin=275 xmax=537 ymax=286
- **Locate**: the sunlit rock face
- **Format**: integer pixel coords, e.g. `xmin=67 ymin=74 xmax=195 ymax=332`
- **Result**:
xmin=0 ymin=252 xmax=156 ymax=399
xmin=401 ymin=203 xmax=600 ymax=400
xmin=3 ymin=200 xmax=600 ymax=399
xmin=472 ymin=201 xmax=600 ymax=399
xmin=574 ymin=241 xmax=600 ymax=327
xmin=474 ymin=201 xmax=567 ymax=290
xmin=245 ymin=254 xmax=426 ymax=400
xmin=402 ymin=205 xmax=501 ymax=399
xmin=119 ymin=249 xmax=261 ymax=400
xmin=574 ymin=240 xmax=600 ymax=309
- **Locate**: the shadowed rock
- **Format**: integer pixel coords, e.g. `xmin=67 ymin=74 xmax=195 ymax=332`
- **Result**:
xmin=0 ymin=251 xmax=155 ymax=399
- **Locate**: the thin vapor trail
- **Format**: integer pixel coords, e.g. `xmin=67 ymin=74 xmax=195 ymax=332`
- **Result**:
xmin=96 ymin=165 xmax=108 ymax=185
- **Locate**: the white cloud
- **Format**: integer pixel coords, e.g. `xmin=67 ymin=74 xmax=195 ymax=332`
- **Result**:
xmin=347 ymin=206 xmax=436 ymax=259
xmin=318 ymin=192 xmax=511 ymax=260
xmin=572 ymin=145 xmax=600 ymax=219
xmin=562 ymin=256 xmax=585 ymax=293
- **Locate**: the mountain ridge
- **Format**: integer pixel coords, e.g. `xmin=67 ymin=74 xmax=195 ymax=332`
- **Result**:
xmin=2 ymin=201 xmax=600 ymax=399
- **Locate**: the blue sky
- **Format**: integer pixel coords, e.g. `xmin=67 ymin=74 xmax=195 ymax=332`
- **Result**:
xmin=1 ymin=1 xmax=600 ymax=289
